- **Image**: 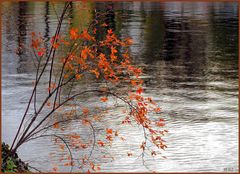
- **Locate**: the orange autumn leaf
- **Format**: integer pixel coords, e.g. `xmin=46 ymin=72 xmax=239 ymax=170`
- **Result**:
xmin=82 ymin=108 xmax=89 ymax=115
xmin=154 ymin=107 xmax=161 ymax=113
xmin=63 ymin=74 xmax=69 ymax=79
xmin=79 ymin=29 xmax=93 ymax=41
xmin=81 ymin=47 xmax=90 ymax=60
xmin=31 ymin=38 xmax=40 ymax=49
xmin=59 ymin=144 xmax=65 ymax=150
xmin=111 ymin=46 xmax=117 ymax=54
xmin=147 ymin=97 xmax=157 ymax=105
xmin=70 ymin=28 xmax=78 ymax=40
xmin=75 ymin=74 xmax=82 ymax=80
xmin=101 ymin=23 xmax=108 ymax=27
xmin=64 ymin=162 xmax=71 ymax=166
xmin=107 ymin=29 xmax=113 ymax=35
xmin=71 ymin=134 xmax=81 ymax=139
xmin=93 ymin=115 xmax=101 ymax=121
xmin=90 ymin=68 xmax=100 ymax=78
xmin=52 ymin=42 xmax=59 ymax=49
xmin=124 ymin=37 xmax=133 ymax=45
xmin=110 ymin=54 xmax=117 ymax=62
xmin=100 ymin=97 xmax=108 ymax=102
xmin=156 ymin=122 xmax=165 ymax=127
xmin=53 ymin=122 xmax=60 ymax=129
xmin=106 ymin=128 xmax=112 ymax=134
xmin=130 ymin=79 xmax=138 ymax=86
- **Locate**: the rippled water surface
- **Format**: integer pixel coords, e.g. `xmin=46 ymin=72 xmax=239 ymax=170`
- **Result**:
xmin=2 ymin=2 xmax=238 ymax=172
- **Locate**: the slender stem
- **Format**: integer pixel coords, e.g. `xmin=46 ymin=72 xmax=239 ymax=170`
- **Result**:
xmin=14 ymin=89 xmax=132 ymax=151
xmin=10 ymin=3 xmax=70 ymax=151
xmin=26 ymin=134 xmax=74 ymax=172
xmin=49 ymin=2 xmax=70 ymax=95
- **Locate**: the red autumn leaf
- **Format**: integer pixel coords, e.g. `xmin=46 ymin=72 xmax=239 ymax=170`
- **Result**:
xmin=136 ymin=87 xmax=143 ymax=94
xmin=106 ymin=135 xmax=113 ymax=141
xmin=155 ymin=118 xmax=165 ymax=127
xmin=52 ymin=167 xmax=58 ymax=172
xmin=81 ymin=144 xmax=87 ymax=149
xmin=38 ymin=51 xmax=44 ymax=57
xmin=159 ymin=118 xmax=165 ymax=122
xmin=97 ymin=140 xmax=105 ymax=147
xmin=149 ymin=129 xmax=157 ymax=134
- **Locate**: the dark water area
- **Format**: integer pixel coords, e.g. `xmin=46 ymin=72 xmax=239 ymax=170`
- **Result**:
xmin=2 ymin=2 xmax=238 ymax=172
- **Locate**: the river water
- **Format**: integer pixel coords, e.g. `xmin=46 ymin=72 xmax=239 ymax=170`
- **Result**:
xmin=2 ymin=2 xmax=238 ymax=172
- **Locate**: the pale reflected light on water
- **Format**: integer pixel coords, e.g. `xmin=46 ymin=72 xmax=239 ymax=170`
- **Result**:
xmin=2 ymin=2 xmax=238 ymax=172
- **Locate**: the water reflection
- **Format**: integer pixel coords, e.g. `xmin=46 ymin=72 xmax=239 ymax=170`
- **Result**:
xmin=2 ymin=2 xmax=238 ymax=172
xmin=44 ymin=2 xmax=50 ymax=55
xmin=16 ymin=2 xmax=29 ymax=74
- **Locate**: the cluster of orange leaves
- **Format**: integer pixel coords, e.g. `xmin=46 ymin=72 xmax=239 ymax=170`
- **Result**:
xmin=31 ymin=21 xmax=167 ymax=172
